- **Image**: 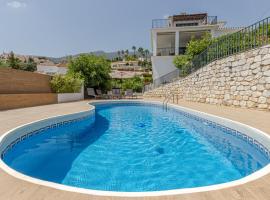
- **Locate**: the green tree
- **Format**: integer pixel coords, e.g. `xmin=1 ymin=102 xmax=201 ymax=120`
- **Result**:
xmin=68 ymin=54 xmax=111 ymax=90
xmin=20 ymin=57 xmax=37 ymax=72
xmin=7 ymin=51 xmax=21 ymax=69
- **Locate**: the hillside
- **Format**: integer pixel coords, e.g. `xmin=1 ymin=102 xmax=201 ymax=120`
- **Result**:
xmin=47 ymin=51 xmax=119 ymax=63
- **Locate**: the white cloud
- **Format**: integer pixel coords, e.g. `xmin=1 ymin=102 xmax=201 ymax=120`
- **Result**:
xmin=6 ymin=1 xmax=27 ymax=8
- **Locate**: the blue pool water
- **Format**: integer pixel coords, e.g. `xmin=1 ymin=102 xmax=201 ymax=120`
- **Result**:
xmin=3 ymin=102 xmax=270 ymax=192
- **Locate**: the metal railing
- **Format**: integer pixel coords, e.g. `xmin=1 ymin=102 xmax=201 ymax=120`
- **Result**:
xmin=152 ymin=16 xmax=218 ymax=28
xmin=202 ymin=16 xmax=218 ymax=25
xmin=144 ymin=69 xmax=180 ymax=92
xmin=152 ymin=19 xmax=171 ymax=28
xmin=157 ymin=47 xmax=175 ymax=56
xmin=163 ymin=92 xmax=181 ymax=110
xmin=184 ymin=16 xmax=270 ymax=74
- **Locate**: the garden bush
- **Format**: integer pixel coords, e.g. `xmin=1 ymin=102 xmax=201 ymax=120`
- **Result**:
xmin=50 ymin=74 xmax=83 ymax=93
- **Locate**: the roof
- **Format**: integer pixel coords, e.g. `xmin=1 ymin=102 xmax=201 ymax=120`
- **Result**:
xmin=110 ymin=70 xmax=144 ymax=79
xmin=172 ymin=13 xmax=207 ymax=22
xmin=111 ymin=61 xmax=139 ymax=65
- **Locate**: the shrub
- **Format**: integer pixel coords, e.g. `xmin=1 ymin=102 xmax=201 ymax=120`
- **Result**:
xmin=7 ymin=51 xmax=21 ymax=69
xmin=122 ymin=76 xmax=144 ymax=92
xmin=111 ymin=76 xmax=144 ymax=92
xmin=20 ymin=57 xmax=37 ymax=72
xmin=51 ymin=74 xmax=83 ymax=93
xmin=173 ymin=32 xmax=213 ymax=75
xmin=186 ymin=32 xmax=213 ymax=57
xmin=2 ymin=52 xmax=38 ymax=72
xmin=173 ymin=55 xmax=191 ymax=76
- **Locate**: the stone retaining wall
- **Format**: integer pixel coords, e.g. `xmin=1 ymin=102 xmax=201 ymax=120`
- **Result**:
xmin=144 ymin=45 xmax=270 ymax=111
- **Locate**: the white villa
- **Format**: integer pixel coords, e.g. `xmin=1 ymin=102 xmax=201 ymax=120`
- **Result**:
xmin=151 ymin=13 xmax=242 ymax=86
xmin=36 ymin=63 xmax=68 ymax=76
xmin=111 ymin=61 xmax=141 ymax=70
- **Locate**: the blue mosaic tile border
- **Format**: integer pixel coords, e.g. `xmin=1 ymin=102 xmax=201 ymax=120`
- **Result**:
xmin=1 ymin=115 xmax=91 ymax=159
xmin=176 ymin=109 xmax=270 ymax=160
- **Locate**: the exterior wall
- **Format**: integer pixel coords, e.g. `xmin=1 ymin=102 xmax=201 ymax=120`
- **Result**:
xmin=0 ymin=94 xmax=57 ymax=110
xmin=0 ymin=68 xmax=53 ymax=94
xmin=151 ymin=25 xmax=241 ymax=83
xmin=145 ymin=45 xmax=270 ymax=111
xmin=57 ymin=93 xmax=84 ymax=103
xmin=151 ymin=56 xmax=177 ymax=80
xmin=0 ymin=68 xmax=58 ymax=110
xmin=36 ymin=65 xmax=68 ymax=75
xmin=57 ymin=86 xmax=84 ymax=103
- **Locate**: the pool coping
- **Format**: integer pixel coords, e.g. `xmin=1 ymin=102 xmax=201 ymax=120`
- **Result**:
xmin=0 ymin=99 xmax=270 ymax=197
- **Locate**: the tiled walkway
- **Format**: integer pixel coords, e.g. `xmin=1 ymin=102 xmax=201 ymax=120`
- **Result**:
xmin=0 ymin=100 xmax=270 ymax=200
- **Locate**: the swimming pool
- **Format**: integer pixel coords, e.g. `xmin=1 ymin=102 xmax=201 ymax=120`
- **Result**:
xmin=0 ymin=101 xmax=270 ymax=196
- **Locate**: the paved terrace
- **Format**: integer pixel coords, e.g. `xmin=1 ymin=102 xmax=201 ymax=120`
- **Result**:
xmin=0 ymin=100 xmax=270 ymax=200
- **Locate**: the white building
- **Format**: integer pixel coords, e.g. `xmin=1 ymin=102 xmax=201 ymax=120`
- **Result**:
xmin=151 ymin=13 xmax=242 ymax=86
xmin=36 ymin=63 xmax=68 ymax=76
xmin=111 ymin=61 xmax=141 ymax=70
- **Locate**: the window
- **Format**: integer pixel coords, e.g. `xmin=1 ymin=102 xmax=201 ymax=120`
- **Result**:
xmin=176 ymin=23 xmax=198 ymax=27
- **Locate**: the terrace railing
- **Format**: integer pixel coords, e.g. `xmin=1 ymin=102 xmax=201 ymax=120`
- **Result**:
xmin=157 ymin=47 xmax=175 ymax=56
xmin=185 ymin=16 xmax=270 ymax=74
xmin=152 ymin=19 xmax=171 ymax=28
xmin=202 ymin=16 xmax=218 ymax=25
xmin=152 ymin=16 xmax=218 ymax=28
xmin=144 ymin=69 xmax=180 ymax=92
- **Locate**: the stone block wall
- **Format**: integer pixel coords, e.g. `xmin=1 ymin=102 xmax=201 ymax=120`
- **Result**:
xmin=144 ymin=45 xmax=270 ymax=111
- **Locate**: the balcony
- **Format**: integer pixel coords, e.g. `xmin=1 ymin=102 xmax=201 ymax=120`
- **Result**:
xmin=156 ymin=47 xmax=175 ymax=56
xmin=152 ymin=16 xmax=218 ymax=28
xmin=152 ymin=19 xmax=171 ymax=29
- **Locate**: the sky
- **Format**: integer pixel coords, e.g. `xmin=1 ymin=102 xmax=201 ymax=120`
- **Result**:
xmin=0 ymin=0 xmax=270 ymax=57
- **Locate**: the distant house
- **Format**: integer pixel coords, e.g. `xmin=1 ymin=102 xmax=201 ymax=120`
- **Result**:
xmin=151 ymin=13 xmax=242 ymax=86
xmin=110 ymin=70 xmax=146 ymax=79
xmin=111 ymin=61 xmax=142 ymax=71
xmin=36 ymin=63 xmax=68 ymax=75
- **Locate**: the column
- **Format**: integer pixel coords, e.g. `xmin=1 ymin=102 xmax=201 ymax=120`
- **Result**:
xmin=175 ymin=31 xmax=179 ymax=55
xmin=153 ymin=31 xmax=157 ymax=56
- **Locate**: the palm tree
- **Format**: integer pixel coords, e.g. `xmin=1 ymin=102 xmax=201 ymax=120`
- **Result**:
xmin=117 ymin=51 xmax=121 ymax=60
xmin=121 ymin=50 xmax=125 ymax=56
xmin=125 ymin=49 xmax=129 ymax=56
xmin=144 ymin=49 xmax=150 ymax=60
xmin=132 ymin=46 xmax=136 ymax=56
xmin=138 ymin=47 xmax=144 ymax=58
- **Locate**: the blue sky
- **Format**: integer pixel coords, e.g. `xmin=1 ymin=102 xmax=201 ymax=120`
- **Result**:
xmin=0 ymin=0 xmax=270 ymax=57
